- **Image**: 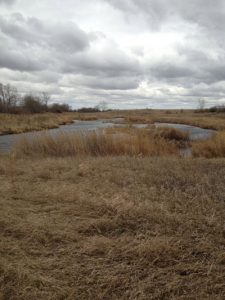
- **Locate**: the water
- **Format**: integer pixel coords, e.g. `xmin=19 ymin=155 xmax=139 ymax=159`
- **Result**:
xmin=0 ymin=119 xmax=215 ymax=153
xmin=154 ymin=122 xmax=215 ymax=140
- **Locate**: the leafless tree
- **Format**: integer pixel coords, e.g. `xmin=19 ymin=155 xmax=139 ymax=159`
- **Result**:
xmin=97 ymin=100 xmax=108 ymax=111
xmin=197 ymin=98 xmax=206 ymax=111
xmin=0 ymin=83 xmax=18 ymax=112
xmin=40 ymin=92 xmax=50 ymax=106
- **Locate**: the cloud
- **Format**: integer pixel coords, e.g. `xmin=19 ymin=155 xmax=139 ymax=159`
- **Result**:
xmin=105 ymin=0 xmax=225 ymax=31
xmin=149 ymin=62 xmax=194 ymax=79
xmin=0 ymin=14 xmax=90 ymax=52
xmin=61 ymin=45 xmax=141 ymax=77
xmin=0 ymin=13 xmax=92 ymax=73
xmin=0 ymin=0 xmax=16 ymax=5
xmin=67 ymin=74 xmax=140 ymax=90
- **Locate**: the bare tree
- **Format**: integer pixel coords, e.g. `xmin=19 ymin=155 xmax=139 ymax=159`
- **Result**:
xmin=197 ymin=98 xmax=205 ymax=111
xmin=22 ymin=94 xmax=46 ymax=113
xmin=40 ymin=92 xmax=50 ymax=106
xmin=97 ymin=100 xmax=108 ymax=112
xmin=0 ymin=83 xmax=18 ymax=112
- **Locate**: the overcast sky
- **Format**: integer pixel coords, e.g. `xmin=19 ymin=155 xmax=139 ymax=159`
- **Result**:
xmin=0 ymin=0 xmax=225 ymax=108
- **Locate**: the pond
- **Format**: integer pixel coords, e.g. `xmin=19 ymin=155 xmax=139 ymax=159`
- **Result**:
xmin=0 ymin=119 xmax=215 ymax=153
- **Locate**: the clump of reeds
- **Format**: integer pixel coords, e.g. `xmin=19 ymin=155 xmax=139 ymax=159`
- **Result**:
xmin=125 ymin=116 xmax=153 ymax=124
xmin=192 ymin=131 xmax=225 ymax=158
xmin=152 ymin=127 xmax=189 ymax=141
xmin=76 ymin=115 xmax=98 ymax=121
xmin=13 ymin=130 xmax=179 ymax=157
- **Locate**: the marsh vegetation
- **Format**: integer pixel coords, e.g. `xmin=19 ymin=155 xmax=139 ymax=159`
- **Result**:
xmin=0 ymin=108 xmax=225 ymax=299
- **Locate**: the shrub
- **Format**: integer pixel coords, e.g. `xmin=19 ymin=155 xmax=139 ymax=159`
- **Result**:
xmin=50 ymin=103 xmax=71 ymax=113
xmin=22 ymin=95 xmax=47 ymax=113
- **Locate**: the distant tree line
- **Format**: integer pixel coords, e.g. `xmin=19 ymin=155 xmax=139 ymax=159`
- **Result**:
xmin=77 ymin=107 xmax=100 ymax=113
xmin=76 ymin=101 xmax=109 ymax=113
xmin=207 ymin=105 xmax=225 ymax=113
xmin=0 ymin=82 xmax=71 ymax=114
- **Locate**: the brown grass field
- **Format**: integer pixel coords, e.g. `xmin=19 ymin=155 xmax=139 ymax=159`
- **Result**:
xmin=0 ymin=110 xmax=225 ymax=299
xmin=0 ymin=155 xmax=225 ymax=299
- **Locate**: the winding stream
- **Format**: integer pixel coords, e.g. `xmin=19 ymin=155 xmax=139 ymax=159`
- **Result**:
xmin=0 ymin=119 xmax=215 ymax=153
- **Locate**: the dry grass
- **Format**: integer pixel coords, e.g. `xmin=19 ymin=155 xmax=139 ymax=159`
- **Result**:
xmin=153 ymin=113 xmax=225 ymax=131
xmin=0 ymin=155 xmax=225 ymax=299
xmin=13 ymin=129 xmax=179 ymax=158
xmin=192 ymin=131 xmax=225 ymax=158
xmin=0 ymin=113 xmax=76 ymax=135
xmin=1 ymin=109 xmax=225 ymax=298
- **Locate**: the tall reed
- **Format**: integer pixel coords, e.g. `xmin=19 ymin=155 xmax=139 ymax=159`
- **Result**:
xmin=192 ymin=131 xmax=225 ymax=158
xmin=14 ymin=130 xmax=179 ymax=157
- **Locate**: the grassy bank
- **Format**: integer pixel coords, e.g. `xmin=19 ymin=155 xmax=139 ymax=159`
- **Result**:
xmin=0 ymin=113 xmax=76 ymax=135
xmin=0 ymin=155 xmax=225 ymax=299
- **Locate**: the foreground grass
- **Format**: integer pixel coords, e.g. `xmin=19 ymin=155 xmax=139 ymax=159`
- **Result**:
xmin=0 ymin=113 xmax=76 ymax=135
xmin=1 ymin=155 xmax=225 ymax=299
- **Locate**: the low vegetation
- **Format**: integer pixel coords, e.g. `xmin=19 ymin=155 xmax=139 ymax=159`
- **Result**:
xmin=0 ymin=155 xmax=225 ymax=299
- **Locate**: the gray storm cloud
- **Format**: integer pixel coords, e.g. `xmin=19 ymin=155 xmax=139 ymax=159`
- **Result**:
xmin=0 ymin=0 xmax=16 ymax=5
